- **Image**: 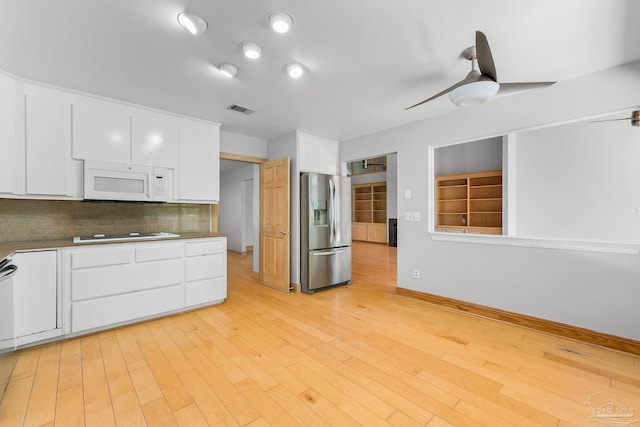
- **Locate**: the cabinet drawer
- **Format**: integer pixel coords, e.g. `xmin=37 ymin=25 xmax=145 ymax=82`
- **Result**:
xmin=71 ymin=284 xmax=184 ymax=333
xmin=135 ymin=244 xmax=183 ymax=262
xmin=185 ymin=240 xmax=224 ymax=256
xmin=71 ymin=258 xmax=183 ymax=301
xmin=71 ymin=248 xmax=132 ymax=269
xmin=185 ymin=254 xmax=224 ymax=282
xmin=186 ymin=277 xmax=226 ymax=307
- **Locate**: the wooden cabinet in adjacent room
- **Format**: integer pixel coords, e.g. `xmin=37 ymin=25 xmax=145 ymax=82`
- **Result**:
xmin=435 ymin=169 xmax=503 ymax=235
xmin=352 ymin=182 xmax=387 ymax=243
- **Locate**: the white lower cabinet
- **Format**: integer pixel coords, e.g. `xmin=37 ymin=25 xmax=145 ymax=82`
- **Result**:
xmin=12 ymin=250 xmax=61 ymax=346
xmin=185 ymin=239 xmax=227 ymax=306
xmin=62 ymin=237 xmax=226 ymax=335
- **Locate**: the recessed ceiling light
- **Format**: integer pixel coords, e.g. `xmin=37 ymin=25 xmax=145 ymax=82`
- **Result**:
xmin=217 ymin=63 xmax=239 ymax=77
xmin=240 ymin=42 xmax=262 ymax=59
xmin=177 ymin=12 xmax=208 ymax=35
xmin=284 ymin=63 xmax=304 ymax=78
xmin=267 ymin=11 xmax=293 ymax=34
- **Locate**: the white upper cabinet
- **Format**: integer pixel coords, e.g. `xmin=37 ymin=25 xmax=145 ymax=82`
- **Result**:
xmin=131 ymin=112 xmax=178 ymax=168
xmin=175 ymin=120 xmax=220 ymax=202
xmin=0 ymin=73 xmax=16 ymax=194
xmin=72 ymin=101 xmax=131 ymax=164
xmin=24 ymin=88 xmax=79 ymax=197
xmin=298 ymin=132 xmax=338 ymax=175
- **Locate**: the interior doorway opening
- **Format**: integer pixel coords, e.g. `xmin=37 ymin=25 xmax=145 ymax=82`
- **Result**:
xmin=219 ymin=154 xmax=264 ymax=273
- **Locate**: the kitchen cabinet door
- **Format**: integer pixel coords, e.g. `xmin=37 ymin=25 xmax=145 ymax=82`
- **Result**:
xmin=72 ymin=101 xmax=131 ymax=163
xmin=25 ymin=94 xmax=77 ymax=196
xmin=131 ymin=112 xmax=179 ymax=168
xmin=12 ymin=250 xmax=58 ymax=340
xmin=0 ymin=74 xmax=16 ymax=194
xmin=176 ymin=120 xmax=220 ymax=202
xmin=298 ymin=133 xmax=338 ymax=175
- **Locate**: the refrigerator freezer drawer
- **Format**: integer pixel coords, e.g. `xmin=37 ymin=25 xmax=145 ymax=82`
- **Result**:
xmin=304 ymin=247 xmax=351 ymax=293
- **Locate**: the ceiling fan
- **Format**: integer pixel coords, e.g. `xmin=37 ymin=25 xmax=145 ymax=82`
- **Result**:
xmin=361 ymin=159 xmax=385 ymax=169
xmin=587 ymin=110 xmax=640 ymax=127
xmin=406 ymin=31 xmax=555 ymax=110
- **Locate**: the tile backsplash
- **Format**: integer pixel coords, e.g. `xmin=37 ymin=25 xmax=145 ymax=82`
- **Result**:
xmin=0 ymin=199 xmax=213 ymax=242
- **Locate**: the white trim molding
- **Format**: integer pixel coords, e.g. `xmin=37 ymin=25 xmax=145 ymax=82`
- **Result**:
xmin=430 ymin=232 xmax=640 ymax=255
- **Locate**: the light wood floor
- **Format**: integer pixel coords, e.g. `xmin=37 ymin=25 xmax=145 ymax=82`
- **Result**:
xmin=1 ymin=241 xmax=639 ymax=426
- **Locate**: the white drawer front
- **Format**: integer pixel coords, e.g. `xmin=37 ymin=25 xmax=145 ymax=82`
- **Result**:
xmin=185 ymin=254 xmax=224 ymax=282
xmin=71 ymin=247 xmax=132 ymax=269
xmin=186 ymin=277 xmax=226 ymax=307
xmin=135 ymin=243 xmax=183 ymax=262
xmin=71 ymin=258 xmax=183 ymax=300
xmin=185 ymin=239 xmax=225 ymax=256
xmin=71 ymin=284 xmax=184 ymax=333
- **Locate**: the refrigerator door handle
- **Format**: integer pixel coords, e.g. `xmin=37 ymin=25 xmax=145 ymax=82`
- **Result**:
xmin=328 ymin=178 xmax=335 ymax=243
xmin=312 ymin=249 xmax=349 ymax=256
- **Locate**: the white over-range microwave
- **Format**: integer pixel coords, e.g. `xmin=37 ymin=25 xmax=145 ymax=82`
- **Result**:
xmin=83 ymin=160 xmax=170 ymax=202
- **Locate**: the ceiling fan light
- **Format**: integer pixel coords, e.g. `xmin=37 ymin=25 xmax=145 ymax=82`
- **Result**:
xmin=268 ymin=11 xmax=293 ymax=33
xmin=240 ymin=42 xmax=262 ymax=59
xmin=448 ymin=81 xmax=500 ymax=107
xmin=284 ymin=63 xmax=304 ymax=78
xmin=177 ymin=12 xmax=208 ymax=35
xmin=217 ymin=63 xmax=238 ymax=77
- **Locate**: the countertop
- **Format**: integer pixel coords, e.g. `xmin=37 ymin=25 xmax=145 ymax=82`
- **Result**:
xmin=0 ymin=232 xmax=226 ymax=260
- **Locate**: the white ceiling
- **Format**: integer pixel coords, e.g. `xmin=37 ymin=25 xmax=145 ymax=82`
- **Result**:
xmin=1 ymin=1 xmax=638 ymax=142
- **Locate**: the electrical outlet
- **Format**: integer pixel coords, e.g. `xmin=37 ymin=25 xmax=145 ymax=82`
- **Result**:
xmin=413 ymin=269 xmax=420 ymax=279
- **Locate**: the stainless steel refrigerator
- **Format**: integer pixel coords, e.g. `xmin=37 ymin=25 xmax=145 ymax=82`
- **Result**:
xmin=301 ymin=172 xmax=352 ymax=294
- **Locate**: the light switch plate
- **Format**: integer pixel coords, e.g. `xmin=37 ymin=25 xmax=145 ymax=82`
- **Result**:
xmin=413 ymin=211 xmax=421 ymax=221
xmin=404 ymin=189 xmax=411 ymax=200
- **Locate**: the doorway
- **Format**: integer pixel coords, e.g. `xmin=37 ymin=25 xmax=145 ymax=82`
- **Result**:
xmin=219 ymin=155 xmax=263 ymax=273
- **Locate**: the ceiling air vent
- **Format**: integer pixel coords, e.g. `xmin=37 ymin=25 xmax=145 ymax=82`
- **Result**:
xmin=226 ymin=104 xmax=255 ymax=115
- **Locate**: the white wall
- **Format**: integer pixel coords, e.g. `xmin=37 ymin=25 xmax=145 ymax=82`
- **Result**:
xmin=220 ymin=131 xmax=267 ymax=159
xmin=516 ymin=119 xmax=640 ymax=242
xmin=340 ymin=60 xmax=640 ymax=341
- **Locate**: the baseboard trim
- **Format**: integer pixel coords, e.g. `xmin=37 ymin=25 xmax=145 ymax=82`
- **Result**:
xmin=396 ymin=287 xmax=640 ymax=356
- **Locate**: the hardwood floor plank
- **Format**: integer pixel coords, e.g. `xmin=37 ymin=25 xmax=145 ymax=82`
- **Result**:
xmin=141 ymin=397 xmax=178 ymax=426
xmin=81 ymin=336 xmax=116 ymax=427
xmin=57 ymin=339 xmax=82 ymax=393
xmin=129 ymin=365 xmax=163 ymax=406
xmin=178 ymin=368 xmax=241 ymax=427
xmin=183 ymin=346 xmax=258 ymax=426
xmin=110 ymin=390 xmax=147 ymax=427
xmin=23 ymin=343 xmax=60 ymax=426
xmin=54 ymin=385 xmax=85 ymax=427
xmin=0 ymin=375 xmax=34 ymax=427
xmin=267 ymin=384 xmax=332 ymax=427
xmin=172 ymin=403 xmax=209 ymax=427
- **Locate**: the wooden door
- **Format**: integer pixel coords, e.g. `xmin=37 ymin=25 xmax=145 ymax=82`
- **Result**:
xmin=259 ymin=157 xmax=291 ymax=292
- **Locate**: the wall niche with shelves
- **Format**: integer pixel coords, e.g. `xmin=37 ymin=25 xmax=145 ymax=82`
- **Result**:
xmin=436 ymin=170 xmax=502 ymax=234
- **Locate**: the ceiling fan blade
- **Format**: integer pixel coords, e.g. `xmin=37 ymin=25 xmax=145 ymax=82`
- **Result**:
xmin=586 ymin=117 xmax=632 ymax=123
xmin=475 ymin=31 xmax=497 ymax=82
xmin=405 ymin=75 xmax=481 ymax=110
xmin=495 ymin=82 xmax=555 ymax=97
